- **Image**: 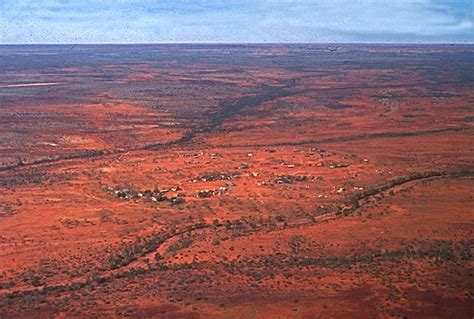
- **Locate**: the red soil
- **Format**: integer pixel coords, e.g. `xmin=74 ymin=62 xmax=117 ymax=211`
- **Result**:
xmin=0 ymin=44 xmax=473 ymax=318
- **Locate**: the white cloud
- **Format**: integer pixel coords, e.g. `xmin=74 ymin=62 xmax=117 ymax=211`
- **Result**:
xmin=0 ymin=0 xmax=472 ymax=43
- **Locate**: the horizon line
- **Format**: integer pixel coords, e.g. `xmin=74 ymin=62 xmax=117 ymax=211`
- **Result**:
xmin=1 ymin=41 xmax=473 ymax=46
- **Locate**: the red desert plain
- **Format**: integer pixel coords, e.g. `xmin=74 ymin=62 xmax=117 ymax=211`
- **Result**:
xmin=0 ymin=44 xmax=473 ymax=318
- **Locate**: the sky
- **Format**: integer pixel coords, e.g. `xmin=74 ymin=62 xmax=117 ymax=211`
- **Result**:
xmin=0 ymin=0 xmax=472 ymax=44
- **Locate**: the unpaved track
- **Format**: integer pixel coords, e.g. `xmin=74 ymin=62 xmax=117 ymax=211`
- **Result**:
xmin=3 ymin=168 xmax=471 ymax=298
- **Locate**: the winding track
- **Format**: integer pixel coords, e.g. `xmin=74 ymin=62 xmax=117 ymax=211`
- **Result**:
xmin=2 ymin=168 xmax=472 ymax=298
xmin=1 ymin=125 xmax=469 ymax=174
xmin=0 ymin=83 xmax=293 ymax=173
xmin=1 ymin=75 xmax=471 ymax=172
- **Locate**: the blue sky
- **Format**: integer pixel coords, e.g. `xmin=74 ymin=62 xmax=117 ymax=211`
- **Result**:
xmin=0 ymin=0 xmax=472 ymax=43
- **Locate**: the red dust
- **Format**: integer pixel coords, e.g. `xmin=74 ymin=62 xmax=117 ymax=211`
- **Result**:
xmin=0 ymin=44 xmax=473 ymax=318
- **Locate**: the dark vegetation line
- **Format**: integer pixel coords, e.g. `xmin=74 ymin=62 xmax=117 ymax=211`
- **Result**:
xmin=220 ymin=239 xmax=472 ymax=276
xmin=3 ymin=168 xmax=473 ymax=299
xmin=0 ymin=131 xmax=179 ymax=173
xmin=0 ymin=125 xmax=456 ymax=173
xmin=339 ymin=168 xmax=474 ymax=216
xmin=1 ymin=217 xmax=278 ymax=297
xmin=145 ymin=83 xmax=298 ymax=149
xmin=4 ymin=238 xmax=472 ymax=300
xmin=0 ymin=83 xmax=294 ymax=172
xmin=0 ymin=150 xmax=109 ymax=172
xmin=0 ymin=73 xmax=470 ymax=173
xmin=217 ymin=127 xmax=470 ymax=148
xmin=106 ymin=222 xmax=211 ymax=270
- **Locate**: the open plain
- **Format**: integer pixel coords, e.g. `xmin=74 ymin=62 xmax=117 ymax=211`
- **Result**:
xmin=0 ymin=44 xmax=473 ymax=318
